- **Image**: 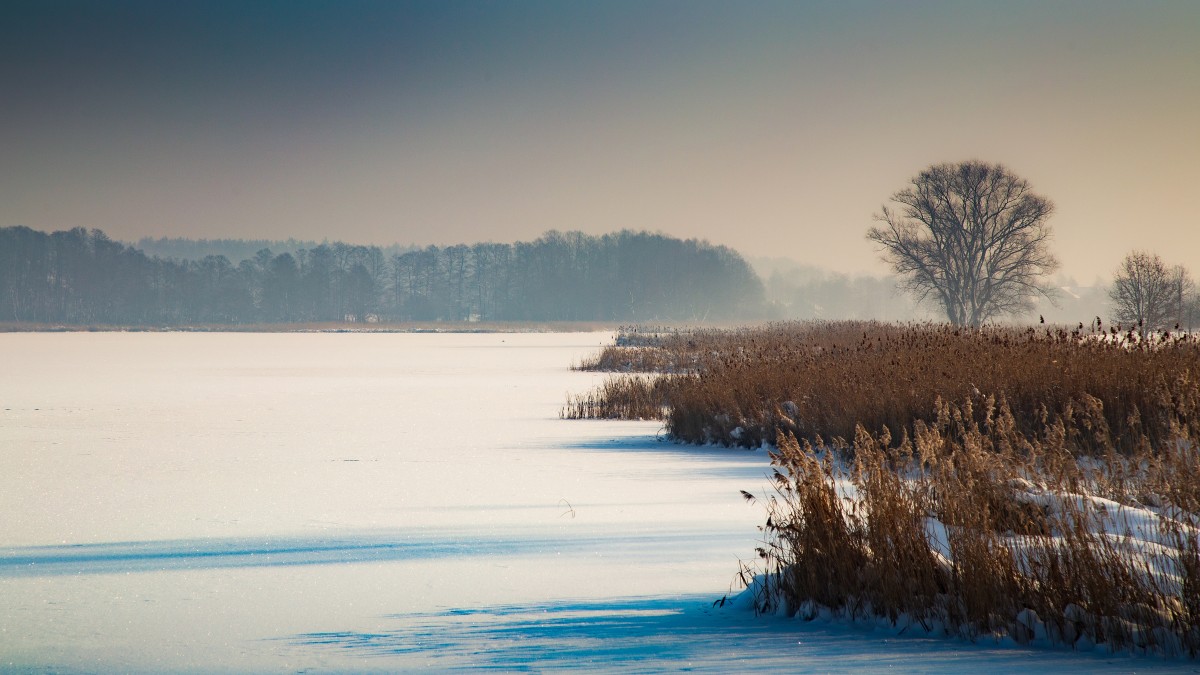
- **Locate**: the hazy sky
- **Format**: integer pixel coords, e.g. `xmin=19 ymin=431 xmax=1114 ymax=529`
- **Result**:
xmin=2 ymin=1 xmax=1197 ymax=279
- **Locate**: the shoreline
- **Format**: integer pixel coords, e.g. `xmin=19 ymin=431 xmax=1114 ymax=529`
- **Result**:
xmin=0 ymin=320 xmax=623 ymax=334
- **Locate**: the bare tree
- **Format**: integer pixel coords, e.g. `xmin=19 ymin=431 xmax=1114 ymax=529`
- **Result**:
xmin=867 ymin=161 xmax=1058 ymax=326
xmin=1169 ymin=265 xmax=1198 ymax=330
xmin=1109 ymin=251 xmax=1193 ymax=330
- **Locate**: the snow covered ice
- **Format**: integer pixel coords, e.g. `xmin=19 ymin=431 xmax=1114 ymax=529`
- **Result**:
xmin=0 ymin=332 xmax=1192 ymax=672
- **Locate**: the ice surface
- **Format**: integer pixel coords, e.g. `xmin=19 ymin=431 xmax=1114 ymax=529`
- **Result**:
xmin=0 ymin=332 xmax=1191 ymax=672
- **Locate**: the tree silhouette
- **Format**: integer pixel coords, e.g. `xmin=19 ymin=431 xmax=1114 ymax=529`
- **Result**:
xmin=868 ymin=161 xmax=1058 ymax=326
xmin=1109 ymin=251 xmax=1195 ymax=330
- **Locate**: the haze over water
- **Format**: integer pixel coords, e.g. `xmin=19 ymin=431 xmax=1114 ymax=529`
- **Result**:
xmin=2 ymin=1 xmax=1197 ymax=280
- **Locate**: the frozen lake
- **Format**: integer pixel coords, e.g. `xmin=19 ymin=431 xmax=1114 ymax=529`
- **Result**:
xmin=1 ymin=332 xmax=1190 ymax=672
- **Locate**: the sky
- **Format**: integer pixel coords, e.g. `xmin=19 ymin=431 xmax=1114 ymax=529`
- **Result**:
xmin=1 ymin=0 xmax=1197 ymax=281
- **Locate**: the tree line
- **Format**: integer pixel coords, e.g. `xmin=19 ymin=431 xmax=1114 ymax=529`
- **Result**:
xmin=134 ymin=236 xmax=417 ymax=265
xmin=0 ymin=226 xmax=765 ymax=325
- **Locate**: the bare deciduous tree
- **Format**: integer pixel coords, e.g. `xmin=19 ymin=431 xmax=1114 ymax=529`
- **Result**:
xmin=867 ymin=161 xmax=1058 ymax=326
xmin=1168 ymin=265 xmax=1198 ymax=330
xmin=1110 ymin=251 xmax=1195 ymax=330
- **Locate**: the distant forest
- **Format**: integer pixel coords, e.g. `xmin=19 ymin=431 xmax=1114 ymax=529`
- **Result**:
xmin=0 ymin=226 xmax=765 ymax=325
xmin=133 ymin=236 xmax=417 ymax=263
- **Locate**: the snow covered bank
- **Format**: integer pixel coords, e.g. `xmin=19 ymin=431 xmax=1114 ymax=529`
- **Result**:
xmin=745 ymin=410 xmax=1200 ymax=659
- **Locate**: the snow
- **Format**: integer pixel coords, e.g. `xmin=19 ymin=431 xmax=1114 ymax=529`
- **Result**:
xmin=0 ymin=332 xmax=1194 ymax=672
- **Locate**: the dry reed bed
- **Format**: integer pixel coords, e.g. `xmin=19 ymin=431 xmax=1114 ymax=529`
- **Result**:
xmin=568 ymin=321 xmax=1200 ymax=655
xmin=569 ymin=321 xmax=1200 ymax=453
xmin=746 ymin=398 xmax=1200 ymax=656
